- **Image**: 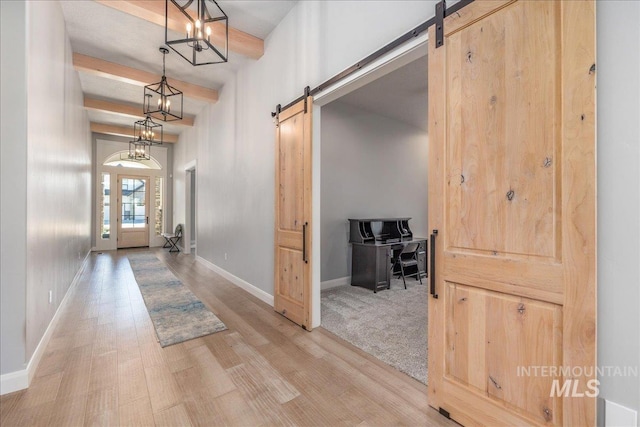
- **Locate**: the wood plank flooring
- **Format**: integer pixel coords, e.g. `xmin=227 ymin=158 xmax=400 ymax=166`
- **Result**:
xmin=0 ymin=249 xmax=456 ymax=426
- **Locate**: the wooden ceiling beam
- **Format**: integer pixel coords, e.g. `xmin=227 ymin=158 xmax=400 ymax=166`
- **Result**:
xmin=90 ymin=122 xmax=179 ymax=143
xmin=94 ymin=0 xmax=264 ymax=60
xmin=74 ymin=53 xmax=218 ymax=103
xmin=84 ymin=97 xmax=195 ymax=126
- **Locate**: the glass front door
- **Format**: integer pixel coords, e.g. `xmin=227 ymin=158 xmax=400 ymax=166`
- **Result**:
xmin=117 ymin=175 xmax=150 ymax=248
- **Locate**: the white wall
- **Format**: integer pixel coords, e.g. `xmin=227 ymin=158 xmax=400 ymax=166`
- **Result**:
xmin=25 ymin=0 xmax=92 ymax=361
xmin=596 ymin=0 xmax=640 ymax=418
xmin=176 ymin=0 xmax=438 ymax=296
xmin=0 ymin=0 xmax=91 ymax=385
xmin=0 ymin=0 xmax=28 ymax=377
xmin=320 ymin=102 xmax=428 ymax=282
xmin=172 ymin=117 xmax=199 ymax=231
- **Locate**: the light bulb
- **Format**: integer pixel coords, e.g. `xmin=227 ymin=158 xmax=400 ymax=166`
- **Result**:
xmin=195 ymin=19 xmax=201 ymax=29
xmin=158 ymin=98 xmax=162 ymax=107
xmin=206 ymin=27 xmax=211 ymax=36
xmin=186 ymin=22 xmax=192 ymax=36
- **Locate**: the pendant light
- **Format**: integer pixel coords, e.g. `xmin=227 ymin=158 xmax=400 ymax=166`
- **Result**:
xmin=125 ymin=140 xmax=151 ymax=161
xmin=144 ymin=47 xmax=183 ymax=121
xmin=165 ymin=0 xmax=228 ymax=66
xmin=133 ymin=115 xmax=163 ymax=145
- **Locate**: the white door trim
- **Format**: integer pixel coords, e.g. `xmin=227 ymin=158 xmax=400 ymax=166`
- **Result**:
xmin=184 ymin=161 xmax=196 ymax=255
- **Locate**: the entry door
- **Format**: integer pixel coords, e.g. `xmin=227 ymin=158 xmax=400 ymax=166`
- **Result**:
xmin=274 ymin=97 xmax=312 ymax=329
xmin=117 ymin=175 xmax=150 ymax=248
xmin=427 ymin=1 xmax=596 ymax=426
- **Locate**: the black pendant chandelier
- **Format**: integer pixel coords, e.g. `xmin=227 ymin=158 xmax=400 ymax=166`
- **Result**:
xmin=165 ymin=0 xmax=228 ymax=66
xmin=133 ymin=115 xmax=163 ymax=145
xmin=144 ymin=47 xmax=183 ymax=122
xmin=125 ymin=140 xmax=151 ymax=161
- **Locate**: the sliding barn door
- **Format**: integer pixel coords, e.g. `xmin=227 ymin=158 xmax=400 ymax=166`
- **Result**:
xmin=274 ymin=97 xmax=312 ymax=329
xmin=427 ymin=1 xmax=596 ymax=426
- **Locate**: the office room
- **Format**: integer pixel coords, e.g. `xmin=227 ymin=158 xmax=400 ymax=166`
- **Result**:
xmin=319 ymin=54 xmax=430 ymax=384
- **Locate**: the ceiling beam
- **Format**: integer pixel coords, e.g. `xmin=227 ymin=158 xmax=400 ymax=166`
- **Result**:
xmin=74 ymin=53 xmax=218 ymax=103
xmin=94 ymin=0 xmax=264 ymax=60
xmin=84 ymin=97 xmax=195 ymax=127
xmin=90 ymin=122 xmax=179 ymax=143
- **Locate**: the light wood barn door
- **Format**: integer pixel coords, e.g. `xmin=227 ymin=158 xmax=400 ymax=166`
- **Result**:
xmin=274 ymin=97 xmax=312 ymax=329
xmin=427 ymin=1 xmax=596 ymax=426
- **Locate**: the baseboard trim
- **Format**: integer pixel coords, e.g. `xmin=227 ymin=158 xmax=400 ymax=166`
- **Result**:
xmin=0 ymin=370 xmax=28 ymax=395
xmin=321 ymin=276 xmax=351 ymax=290
xmin=604 ymin=399 xmax=638 ymax=427
xmin=196 ymin=256 xmax=274 ymax=306
xmin=0 ymin=250 xmax=92 ymax=396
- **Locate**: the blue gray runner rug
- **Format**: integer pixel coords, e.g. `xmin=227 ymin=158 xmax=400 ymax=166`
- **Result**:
xmin=128 ymin=252 xmax=227 ymax=347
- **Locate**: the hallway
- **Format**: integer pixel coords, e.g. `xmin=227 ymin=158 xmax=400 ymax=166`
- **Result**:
xmin=0 ymin=250 xmax=453 ymax=426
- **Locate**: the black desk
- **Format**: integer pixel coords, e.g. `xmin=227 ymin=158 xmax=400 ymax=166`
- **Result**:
xmin=351 ymin=238 xmax=427 ymax=292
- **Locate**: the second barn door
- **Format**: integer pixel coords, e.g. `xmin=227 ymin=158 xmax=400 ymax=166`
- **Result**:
xmin=274 ymin=97 xmax=312 ymax=330
xmin=427 ymin=1 xmax=596 ymax=426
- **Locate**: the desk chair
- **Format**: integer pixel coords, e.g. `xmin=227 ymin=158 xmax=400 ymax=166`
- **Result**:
xmin=391 ymin=242 xmax=423 ymax=288
xmin=162 ymin=224 xmax=183 ymax=252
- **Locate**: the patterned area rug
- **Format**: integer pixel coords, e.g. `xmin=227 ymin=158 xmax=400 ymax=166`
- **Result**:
xmin=128 ymin=253 xmax=227 ymax=347
xmin=321 ymin=278 xmax=427 ymax=384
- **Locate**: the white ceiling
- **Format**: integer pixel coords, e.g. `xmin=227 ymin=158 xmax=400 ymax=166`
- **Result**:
xmin=60 ymin=0 xmax=297 ymax=135
xmin=335 ymin=55 xmax=429 ymax=132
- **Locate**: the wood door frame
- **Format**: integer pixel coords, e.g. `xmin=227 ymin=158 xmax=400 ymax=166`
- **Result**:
xmin=117 ymin=173 xmax=151 ymax=248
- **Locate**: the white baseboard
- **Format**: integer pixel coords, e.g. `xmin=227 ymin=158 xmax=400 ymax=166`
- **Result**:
xmin=321 ymin=276 xmax=350 ymax=290
xmin=0 ymin=250 xmax=91 ymax=396
xmin=0 ymin=369 xmax=28 ymax=395
xmin=605 ymin=399 xmax=638 ymax=427
xmin=196 ymin=256 xmax=274 ymax=306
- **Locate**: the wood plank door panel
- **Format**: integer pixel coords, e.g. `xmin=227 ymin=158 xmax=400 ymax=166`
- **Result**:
xmin=428 ymin=1 xmax=596 ymax=426
xmin=274 ymin=98 xmax=312 ymax=329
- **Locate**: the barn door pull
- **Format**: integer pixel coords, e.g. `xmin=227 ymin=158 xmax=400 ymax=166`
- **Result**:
xmin=302 ymin=222 xmax=309 ymax=263
xmin=430 ymin=230 xmax=439 ymax=298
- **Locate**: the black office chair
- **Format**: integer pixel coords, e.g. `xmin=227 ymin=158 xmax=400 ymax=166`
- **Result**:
xmin=162 ymin=224 xmax=183 ymax=253
xmin=391 ymin=242 xmax=423 ymax=288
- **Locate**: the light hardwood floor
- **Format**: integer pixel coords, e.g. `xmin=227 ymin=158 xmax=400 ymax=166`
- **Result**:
xmin=0 ymin=249 xmax=456 ymax=426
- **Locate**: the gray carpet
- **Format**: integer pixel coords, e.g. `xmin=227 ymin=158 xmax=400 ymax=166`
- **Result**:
xmin=128 ymin=253 xmax=227 ymax=347
xmin=321 ymin=278 xmax=427 ymax=384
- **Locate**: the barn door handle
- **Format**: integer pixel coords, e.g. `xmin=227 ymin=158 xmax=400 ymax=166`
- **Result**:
xmin=430 ymin=230 xmax=438 ymax=299
xmin=146 ymin=217 xmax=149 ymax=224
xmin=302 ymin=222 xmax=309 ymax=264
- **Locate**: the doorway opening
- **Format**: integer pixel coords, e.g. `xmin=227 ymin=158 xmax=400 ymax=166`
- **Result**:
xmin=184 ymin=166 xmax=196 ymax=254
xmin=315 ymin=42 xmax=429 ymax=384
xmin=94 ymin=142 xmax=168 ymax=252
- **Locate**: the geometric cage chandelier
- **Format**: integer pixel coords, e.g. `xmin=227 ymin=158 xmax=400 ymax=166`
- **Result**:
xmin=125 ymin=139 xmax=151 ymax=161
xmin=127 ymin=114 xmax=162 ymax=161
xmin=133 ymin=115 xmax=163 ymax=146
xmin=144 ymin=47 xmax=183 ymax=121
xmin=165 ymin=0 xmax=229 ymax=66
